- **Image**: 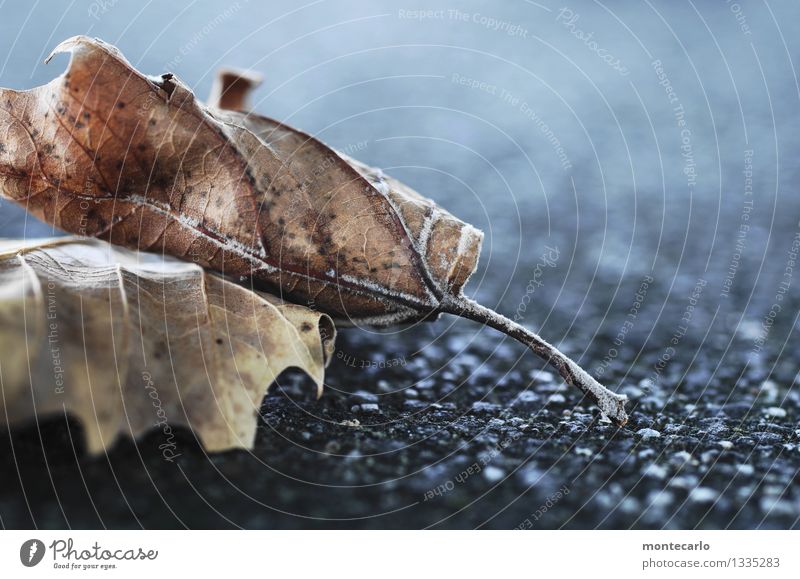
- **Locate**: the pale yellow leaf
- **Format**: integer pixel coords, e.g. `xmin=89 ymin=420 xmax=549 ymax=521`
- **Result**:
xmin=0 ymin=237 xmax=335 ymax=454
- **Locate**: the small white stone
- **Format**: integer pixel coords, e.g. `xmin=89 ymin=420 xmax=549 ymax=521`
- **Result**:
xmin=517 ymin=465 xmax=543 ymax=486
xmin=619 ymin=497 xmax=641 ymax=514
xmin=669 ymin=475 xmax=698 ymax=489
xmin=671 ymin=451 xmax=693 ymax=464
xmin=621 ymin=385 xmax=644 ymax=399
xmin=764 ymin=406 xmax=787 ymax=418
xmin=689 ymin=487 xmax=718 ymax=503
xmin=531 ymin=370 xmax=555 ymax=383
xmin=644 ymin=463 xmax=668 ymax=480
xmin=759 ymin=380 xmax=780 ymax=402
xmin=639 ymin=378 xmax=655 ymax=390
xmin=736 ymin=464 xmax=755 ymax=476
xmin=514 ymin=390 xmax=538 ymax=403
xmin=547 ymin=394 xmax=566 ymax=405
xmin=647 ymin=491 xmax=674 ymax=508
xmin=736 ymin=320 xmax=762 ymax=340
xmin=760 ymin=497 xmax=796 ymax=516
xmin=718 ymin=440 xmax=734 ymax=450
xmin=700 ymin=451 xmax=717 ymax=464
xmin=482 ymin=466 xmax=505 ymax=483
xmin=637 ymin=428 xmax=661 ymax=440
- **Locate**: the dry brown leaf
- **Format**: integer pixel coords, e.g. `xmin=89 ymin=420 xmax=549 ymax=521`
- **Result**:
xmin=0 ymin=237 xmax=335 ymax=453
xmin=0 ymin=36 xmax=627 ymax=425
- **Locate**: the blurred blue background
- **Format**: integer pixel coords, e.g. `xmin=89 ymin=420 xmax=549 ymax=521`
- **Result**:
xmin=1 ymin=0 xmax=798 ymax=337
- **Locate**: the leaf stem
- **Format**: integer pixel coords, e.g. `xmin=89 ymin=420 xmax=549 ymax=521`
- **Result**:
xmin=440 ymin=294 xmax=628 ymax=427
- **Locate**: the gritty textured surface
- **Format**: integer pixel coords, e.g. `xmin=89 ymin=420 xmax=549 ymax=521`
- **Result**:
xmin=1 ymin=0 xmax=799 ymax=528
xmin=2 ymin=289 xmax=799 ymax=529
